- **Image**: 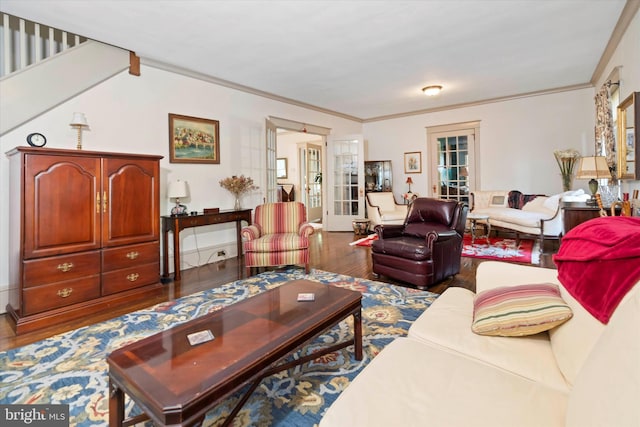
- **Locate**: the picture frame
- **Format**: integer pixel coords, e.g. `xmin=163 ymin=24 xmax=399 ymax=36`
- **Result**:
xmin=404 ymin=151 xmax=422 ymax=174
xmin=169 ymin=113 xmax=220 ymax=164
xmin=277 ymin=158 xmax=288 ymax=179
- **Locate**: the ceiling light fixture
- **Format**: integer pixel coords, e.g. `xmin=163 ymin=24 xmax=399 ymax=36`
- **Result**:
xmin=422 ymin=85 xmax=443 ymax=96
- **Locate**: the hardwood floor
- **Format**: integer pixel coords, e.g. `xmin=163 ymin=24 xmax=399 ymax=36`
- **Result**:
xmin=0 ymin=230 xmax=556 ymax=351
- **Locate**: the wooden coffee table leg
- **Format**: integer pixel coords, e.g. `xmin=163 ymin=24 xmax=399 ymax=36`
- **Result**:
xmin=109 ymin=378 xmax=125 ymax=427
xmin=354 ymin=308 xmax=363 ymax=360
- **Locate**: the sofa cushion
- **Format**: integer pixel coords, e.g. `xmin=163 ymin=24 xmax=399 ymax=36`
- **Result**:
xmin=542 ymin=189 xmax=585 ymax=212
xmin=319 ymin=337 xmax=569 ymax=427
xmin=473 ymin=261 xmax=605 ymax=387
xmin=566 ymin=282 xmax=640 ymax=427
xmin=521 ymin=196 xmax=549 ymax=212
xmin=472 ymin=283 xmax=573 ymax=337
xmin=408 ymin=287 xmax=569 ymax=391
xmin=489 ymin=194 xmax=508 ymax=207
xmin=367 ymin=192 xmax=400 ymax=211
xmin=242 ymin=233 xmax=309 ymax=252
xmin=370 ymin=236 xmax=431 ymax=261
xmin=380 ymin=211 xmax=406 ymax=221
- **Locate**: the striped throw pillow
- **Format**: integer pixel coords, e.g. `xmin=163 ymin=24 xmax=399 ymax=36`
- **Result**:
xmin=472 ymin=283 xmax=573 ymax=337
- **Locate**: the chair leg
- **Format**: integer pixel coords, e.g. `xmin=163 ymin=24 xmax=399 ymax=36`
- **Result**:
xmin=304 ymin=264 xmax=310 ymax=274
xmin=245 ymin=266 xmax=251 ymax=277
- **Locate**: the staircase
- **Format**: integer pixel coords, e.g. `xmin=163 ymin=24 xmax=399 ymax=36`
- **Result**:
xmin=0 ymin=12 xmax=130 ymax=135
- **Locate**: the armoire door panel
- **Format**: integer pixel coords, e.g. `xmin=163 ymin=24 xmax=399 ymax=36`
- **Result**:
xmin=23 ymin=155 xmax=101 ymax=259
xmin=102 ymin=158 xmax=160 ymax=247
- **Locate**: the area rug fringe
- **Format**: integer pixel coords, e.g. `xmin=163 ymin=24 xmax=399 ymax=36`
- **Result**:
xmin=0 ymin=268 xmax=437 ymax=427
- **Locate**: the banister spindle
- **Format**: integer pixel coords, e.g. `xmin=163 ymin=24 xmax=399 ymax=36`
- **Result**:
xmin=34 ymin=22 xmax=42 ymax=62
xmin=3 ymin=14 xmax=10 ymax=75
xmin=19 ymin=18 xmax=26 ymax=69
xmin=48 ymin=26 xmax=54 ymax=57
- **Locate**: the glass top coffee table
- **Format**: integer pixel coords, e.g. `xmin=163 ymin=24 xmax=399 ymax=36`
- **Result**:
xmin=107 ymin=279 xmax=362 ymax=427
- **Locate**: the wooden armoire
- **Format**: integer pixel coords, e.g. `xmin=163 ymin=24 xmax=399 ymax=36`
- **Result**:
xmin=7 ymin=147 xmax=163 ymax=334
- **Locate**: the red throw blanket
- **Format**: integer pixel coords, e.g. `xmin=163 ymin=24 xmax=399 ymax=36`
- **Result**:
xmin=553 ymin=216 xmax=640 ymax=323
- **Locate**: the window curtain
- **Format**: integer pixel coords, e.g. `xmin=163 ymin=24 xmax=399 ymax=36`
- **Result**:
xmin=595 ymin=85 xmax=617 ymax=182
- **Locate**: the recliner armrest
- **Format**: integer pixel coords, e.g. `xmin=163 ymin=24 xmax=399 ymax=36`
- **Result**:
xmin=375 ymin=224 xmax=404 ymax=239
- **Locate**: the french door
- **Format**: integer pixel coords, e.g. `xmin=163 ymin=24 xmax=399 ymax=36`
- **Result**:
xmin=326 ymin=134 xmax=364 ymax=231
xmin=299 ymin=143 xmax=323 ymax=223
xmin=265 ymin=119 xmax=278 ymax=202
xmin=429 ymin=128 xmax=477 ymax=205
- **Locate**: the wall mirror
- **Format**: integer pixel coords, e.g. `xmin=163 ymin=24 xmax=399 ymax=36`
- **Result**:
xmin=617 ymin=92 xmax=639 ymax=180
xmin=277 ymin=158 xmax=288 ymax=179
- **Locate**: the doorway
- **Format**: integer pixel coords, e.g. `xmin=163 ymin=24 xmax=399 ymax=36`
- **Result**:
xmin=427 ymin=121 xmax=480 ymax=205
xmin=275 ymin=129 xmax=324 ymax=224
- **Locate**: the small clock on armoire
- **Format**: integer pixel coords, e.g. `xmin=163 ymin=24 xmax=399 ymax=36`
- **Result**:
xmin=27 ymin=132 xmax=47 ymax=147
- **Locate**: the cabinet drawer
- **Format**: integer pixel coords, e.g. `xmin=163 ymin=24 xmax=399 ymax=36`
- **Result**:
xmin=102 ymin=262 xmax=160 ymax=295
xmin=102 ymin=242 xmax=159 ymax=272
xmin=23 ymin=251 xmax=101 ymax=288
xmin=22 ymin=275 xmax=101 ymax=315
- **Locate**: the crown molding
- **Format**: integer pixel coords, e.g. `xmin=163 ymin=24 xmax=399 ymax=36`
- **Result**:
xmin=140 ymin=57 xmax=363 ymax=123
xmin=591 ymin=0 xmax=639 ymax=85
xmin=363 ymin=83 xmax=593 ymax=123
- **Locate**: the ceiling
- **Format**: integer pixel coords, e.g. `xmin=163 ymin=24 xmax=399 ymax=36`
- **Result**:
xmin=1 ymin=0 xmax=632 ymax=121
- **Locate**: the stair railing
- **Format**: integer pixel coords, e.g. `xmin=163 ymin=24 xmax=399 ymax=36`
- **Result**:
xmin=1 ymin=12 xmax=87 ymax=78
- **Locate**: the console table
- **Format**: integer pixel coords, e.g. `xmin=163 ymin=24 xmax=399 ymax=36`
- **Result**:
xmin=162 ymin=209 xmax=252 ymax=281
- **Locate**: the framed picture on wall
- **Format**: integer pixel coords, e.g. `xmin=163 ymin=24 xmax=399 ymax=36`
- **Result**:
xmin=404 ymin=151 xmax=422 ymax=174
xmin=169 ymin=113 xmax=220 ymax=164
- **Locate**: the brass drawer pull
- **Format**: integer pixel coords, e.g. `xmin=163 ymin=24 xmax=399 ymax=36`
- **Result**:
xmin=57 ymin=262 xmax=74 ymax=272
xmin=57 ymin=287 xmax=73 ymax=298
xmin=126 ymin=273 xmax=139 ymax=282
xmin=126 ymin=251 xmax=139 ymax=260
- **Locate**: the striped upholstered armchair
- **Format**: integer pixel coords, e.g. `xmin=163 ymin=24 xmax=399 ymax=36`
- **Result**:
xmin=241 ymin=202 xmax=315 ymax=276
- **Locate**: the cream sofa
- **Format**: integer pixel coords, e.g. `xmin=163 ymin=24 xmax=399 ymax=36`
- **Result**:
xmin=366 ymin=192 xmax=408 ymax=226
xmin=320 ymin=260 xmax=640 ymax=427
xmin=470 ymin=189 xmax=588 ymax=248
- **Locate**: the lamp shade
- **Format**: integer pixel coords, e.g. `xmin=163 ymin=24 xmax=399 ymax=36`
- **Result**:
xmin=167 ymin=180 xmax=188 ymax=199
xmin=576 ymin=156 xmax=611 ymax=179
xmin=70 ymin=112 xmax=89 ymax=127
xmin=406 ymin=177 xmax=414 ymax=184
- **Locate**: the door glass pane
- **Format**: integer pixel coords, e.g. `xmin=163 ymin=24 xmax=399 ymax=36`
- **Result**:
xmin=307 ymin=147 xmax=322 ymax=209
xmin=332 ymin=139 xmax=360 ymax=216
xmin=436 ymin=135 xmax=469 ymax=204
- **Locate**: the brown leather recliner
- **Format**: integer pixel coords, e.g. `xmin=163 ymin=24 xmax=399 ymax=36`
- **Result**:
xmin=371 ymin=197 xmax=468 ymax=289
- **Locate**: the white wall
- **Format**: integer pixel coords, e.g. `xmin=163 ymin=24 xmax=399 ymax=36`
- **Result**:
xmin=0 ymin=65 xmax=361 ymax=313
xmin=596 ymin=8 xmax=640 ymax=196
xmin=363 ymin=88 xmax=596 ymax=199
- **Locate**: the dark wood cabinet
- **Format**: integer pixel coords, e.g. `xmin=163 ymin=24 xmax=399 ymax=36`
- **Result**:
xmin=7 ymin=147 xmax=163 ymax=334
xmin=562 ymin=202 xmax=601 ymax=235
xmin=561 ymin=201 xmax=620 ymax=235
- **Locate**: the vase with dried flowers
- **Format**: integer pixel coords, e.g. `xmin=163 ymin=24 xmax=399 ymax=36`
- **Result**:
xmin=219 ymin=175 xmax=258 ymax=210
xmin=553 ymin=149 xmax=581 ymax=191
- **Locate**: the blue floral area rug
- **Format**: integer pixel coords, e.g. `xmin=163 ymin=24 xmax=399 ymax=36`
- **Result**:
xmin=0 ymin=268 xmax=438 ymax=426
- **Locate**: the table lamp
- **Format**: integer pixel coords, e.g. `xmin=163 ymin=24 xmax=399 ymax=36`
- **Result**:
xmin=576 ymin=156 xmax=611 ymax=206
xmin=69 ymin=112 xmax=89 ymax=150
xmin=168 ymin=180 xmax=188 ymax=215
xmin=406 ymin=176 xmax=413 ymax=193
